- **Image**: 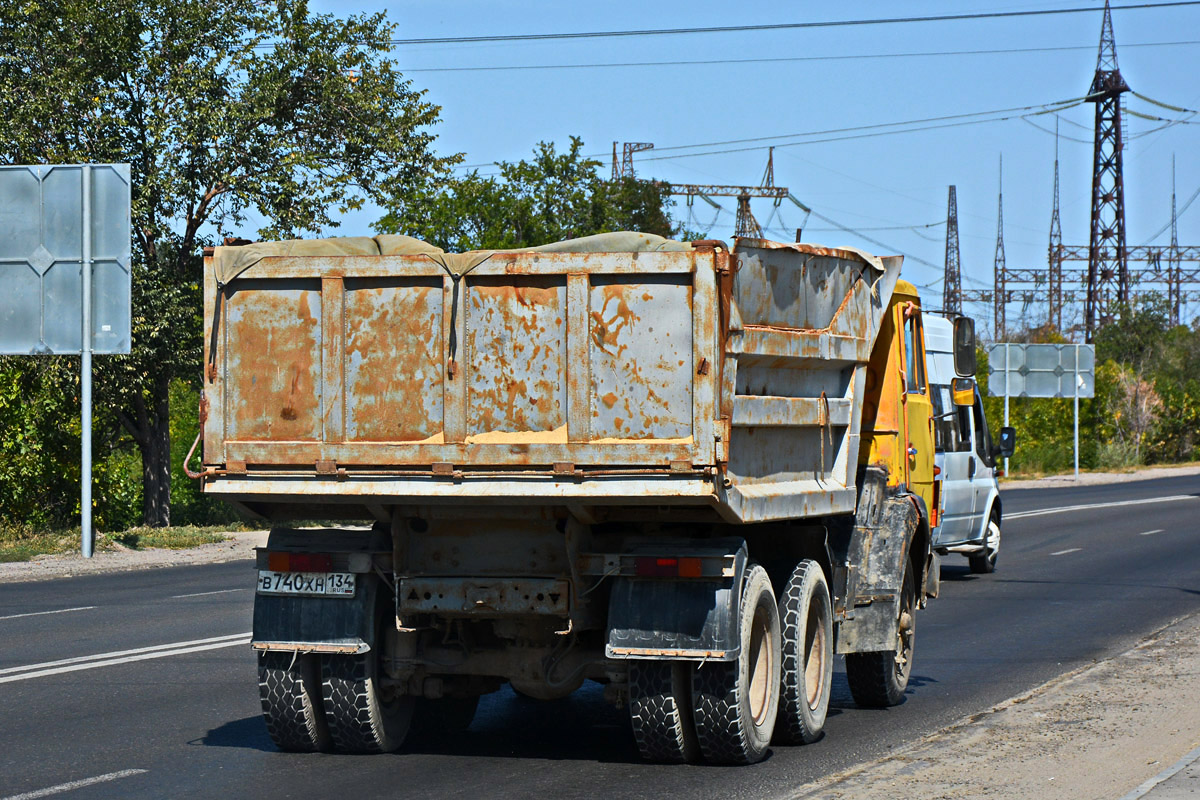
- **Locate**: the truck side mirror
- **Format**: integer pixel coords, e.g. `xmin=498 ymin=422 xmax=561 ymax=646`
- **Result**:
xmin=952 ymin=377 xmax=975 ymax=406
xmin=953 ymin=316 xmax=977 ymax=377
xmin=995 ymin=426 xmax=1016 ymax=459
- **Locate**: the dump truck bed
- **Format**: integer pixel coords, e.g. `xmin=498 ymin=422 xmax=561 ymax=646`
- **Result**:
xmin=200 ymin=234 xmax=901 ymax=522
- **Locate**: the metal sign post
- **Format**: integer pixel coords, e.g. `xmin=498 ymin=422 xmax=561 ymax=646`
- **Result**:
xmin=0 ymin=164 xmax=130 ymax=558
xmin=81 ymin=166 xmax=94 ymax=557
xmin=1074 ymin=344 xmax=1080 ymax=481
xmin=1003 ymin=342 xmax=1011 ymax=476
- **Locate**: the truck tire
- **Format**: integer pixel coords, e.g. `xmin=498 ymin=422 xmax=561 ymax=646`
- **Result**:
xmin=774 ymin=560 xmax=832 ymax=745
xmin=691 ymin=563 xmax=781 ymax=765
xmin=629 ymin=661 xmax=699 ymax=763
xmin=845 ymin=560 xmax=916 ymax=708
xmin=258 ymin=651 xmax=331 ymax=752
xmin=969 ymin=515 xmax=1001 ymax=574
xmin=416 ymin=696 xmax=480 ymax=737
xmin=321 ymin=648 xmax=414 ymax=753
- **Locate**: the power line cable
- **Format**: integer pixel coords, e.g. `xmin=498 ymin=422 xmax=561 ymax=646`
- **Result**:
xmin=400 ymin=40 xmax=1200 ymax=73
xmin=328 ymin=3 xmax=1200 ymax=47
xmin=456 ymin=97 xmax=1087 ymax=170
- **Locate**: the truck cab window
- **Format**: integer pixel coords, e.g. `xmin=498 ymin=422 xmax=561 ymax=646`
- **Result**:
xmin=904 ymin=314 xmax=926 ymax=395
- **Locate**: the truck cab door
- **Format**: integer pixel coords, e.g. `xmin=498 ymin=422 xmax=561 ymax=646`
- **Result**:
xmin=901 ymin=308 xmax=935 ymax=517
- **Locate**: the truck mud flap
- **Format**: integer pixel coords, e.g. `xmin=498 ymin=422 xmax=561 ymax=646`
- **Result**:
xmin=605 ymin=541 xmax=746 ymax=662
xmin=251 ymin=527 xmax=389 ymax=654
xmin=252 ymin=580 xmax=378 ymax=654
xmin=835 ymin=496 xmax=918 ymax=654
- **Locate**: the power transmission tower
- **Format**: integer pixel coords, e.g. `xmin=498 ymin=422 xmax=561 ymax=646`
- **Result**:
xmin=1169 ymin=154 xmax=1182 ymax=325
xmin=1084 ymin=0 xmax=1131 ymax=341
xmin=1048 ymin=125 xmax=1064 ymax=331
xmin=943 ymin=185 xmax=962 ymax=317
xmin=669 ymin=149 xmax=796 ymax=240
xmin=971 ymin=6 xmax=1200 ymax=336
xmin=994 ymin=158 xmax=1007 ymax=338
xmin=615 ymin=142 xmax=654 ymax=178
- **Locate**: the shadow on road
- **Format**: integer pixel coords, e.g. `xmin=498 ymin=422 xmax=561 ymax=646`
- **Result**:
xmin=191 ymin=715 xmax=276 ymax=752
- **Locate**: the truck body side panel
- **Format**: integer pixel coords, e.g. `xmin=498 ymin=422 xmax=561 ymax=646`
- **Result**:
xmin=201 ymin=238 xmax=903 ymax=524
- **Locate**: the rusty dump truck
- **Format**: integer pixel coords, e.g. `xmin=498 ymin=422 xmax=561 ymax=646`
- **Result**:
xmin=195 ymin=231 xmax=975 ymax=764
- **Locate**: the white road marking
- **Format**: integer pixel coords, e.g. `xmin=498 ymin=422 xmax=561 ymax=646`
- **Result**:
xmin=171 ymin=588 xmax=247 ymax=599
xmin=1006 ymin=494 xmax=1197 ymax=521
xmin=0 ymin=606 xmax=96 ymax=622
xmin=1050 ymin=548 xmax=1082 ymax=556
xmin=1139 ymin=529 xmax=1164 ymax=536
xmin=0 ymin=632 xmax=251 ymax=683
xmin=0 ymin=769 xmax=147 ymax=800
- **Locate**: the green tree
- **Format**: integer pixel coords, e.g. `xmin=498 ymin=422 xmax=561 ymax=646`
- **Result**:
xmin=0 ymin=0 xmax=457 ymax=525
xmin=377 ymin=137 xmax=679 ymax=249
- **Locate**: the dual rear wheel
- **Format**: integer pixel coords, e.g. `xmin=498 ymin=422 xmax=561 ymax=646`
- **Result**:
xmin=629 ymin=559 xmax=835 ymax=765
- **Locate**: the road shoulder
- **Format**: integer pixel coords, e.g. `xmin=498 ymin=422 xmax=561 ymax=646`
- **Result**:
xmin=1002 ymin=463 xmax=1200 ymax=490
xmin=788 ymin=611 xmax=1200 ymax=800
xmin=0 ymin=530 xmax=267 ymax=584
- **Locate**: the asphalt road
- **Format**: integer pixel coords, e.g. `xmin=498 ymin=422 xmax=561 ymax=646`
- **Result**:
xmin=1 ymin=474 xmax=1197 ymax=800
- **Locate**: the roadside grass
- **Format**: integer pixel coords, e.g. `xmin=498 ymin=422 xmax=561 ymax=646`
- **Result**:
xmin=1001 ymin=459 xmax=1200 ymax=482
xmin=0 ymin=523 xmax=252 ymax=563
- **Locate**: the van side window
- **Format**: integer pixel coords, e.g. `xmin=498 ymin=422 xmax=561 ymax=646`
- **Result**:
xmin=972 ymin=390 xmax=994 ymax=466
xmin=904 ymin=314 xmax=926 ymax=394
xmin=932 ymin=385 xmax=971 ymax=452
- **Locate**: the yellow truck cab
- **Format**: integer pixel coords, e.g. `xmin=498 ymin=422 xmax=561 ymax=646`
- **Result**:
xmin=862 ymin=279 xmax=936 ymax=519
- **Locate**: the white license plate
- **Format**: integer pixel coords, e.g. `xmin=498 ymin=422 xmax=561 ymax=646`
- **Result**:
xmin=257 ymin=570 xmax=356 ymax=597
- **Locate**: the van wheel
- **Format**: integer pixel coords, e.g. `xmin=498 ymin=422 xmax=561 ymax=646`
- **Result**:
xmin=969 ymin=516 xmax=1000 ymax=574
xmin=845 ymin=560 xmax=916 ymax=708
xmin=258 ymin=651 xmax=331 ymax=752
xmin=774 ymin=560 xmax=833 ymax=745
xmin=629 ymin=661 xmax=700 ymax=763
xmin=691 ymin=563 xmax=781 ymax=764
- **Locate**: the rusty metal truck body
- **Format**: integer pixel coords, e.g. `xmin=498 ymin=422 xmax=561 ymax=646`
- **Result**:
xmin=198 ymin=233 xmax=947 ymax=764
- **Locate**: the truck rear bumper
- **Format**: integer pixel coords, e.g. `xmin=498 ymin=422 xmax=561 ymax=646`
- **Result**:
xmin=204 ymin=474 xmax=720 ymax=505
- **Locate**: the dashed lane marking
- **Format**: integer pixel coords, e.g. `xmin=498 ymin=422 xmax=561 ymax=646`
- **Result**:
xmin=1 ymin=769 xmax=148 ymax=800
xmin=1006 ymin=494 xmax=1197 ymax=520
xmin=171 ymin=588 xmax=248 ymax=599
xmin=1139 ymin=529 xmax=1164 ymax=536
xmin=0 ymin=632 xmax=251 ymax=683
xmin=1050 ymin=548 xmax=1082 ymax=556
xmin=0 ymin=606 xmax=96 ymax=622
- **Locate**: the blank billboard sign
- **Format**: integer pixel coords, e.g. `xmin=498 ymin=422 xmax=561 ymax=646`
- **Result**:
xmin=986 ymin=342 xmax=1095 ymax=399
xmin=0 ymin=164 xmax=131 ymax=354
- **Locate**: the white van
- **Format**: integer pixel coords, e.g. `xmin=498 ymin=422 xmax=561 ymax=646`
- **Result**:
xmin=924 ymin=314 xmax=1015 ymax=574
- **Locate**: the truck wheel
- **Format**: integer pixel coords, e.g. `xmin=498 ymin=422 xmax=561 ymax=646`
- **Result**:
xmin=969 ymin=515 xmax=1001 ymax=574
xmin=691 ymin=563 xmax=781 ymax=764
xmin=845 ymin=560 xmax=916 ymax=708
xmin=321 ymin=648 xmax=414 ymax=753
xmin=416 ymin=696 xmax=480 ymax=736
xmin=774 ymin=560 xmax=832 ymax=745
xmin=629 ymin=661 xmax=699 ymax=763
xmin=258 ymin=651 xmax=331 ymax=752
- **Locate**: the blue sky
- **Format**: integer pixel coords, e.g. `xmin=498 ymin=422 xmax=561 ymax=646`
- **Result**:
xmin=309 ymin=1 xmax=1200 ymax=335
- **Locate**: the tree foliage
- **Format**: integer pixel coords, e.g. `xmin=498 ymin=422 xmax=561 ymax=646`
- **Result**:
xmin=0 ymin=0 xmax=455 ymax=525
xmin=376 ymin=137 xmax=679 ymax=250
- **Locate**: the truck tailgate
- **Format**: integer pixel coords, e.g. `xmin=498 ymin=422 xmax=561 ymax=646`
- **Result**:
xmin=203 ymin=248 xmax=719 ymax=473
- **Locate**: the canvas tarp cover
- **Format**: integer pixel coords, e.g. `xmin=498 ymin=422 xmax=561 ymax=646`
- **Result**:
xmin=212 ymin=231 xmax=698 ymax=285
